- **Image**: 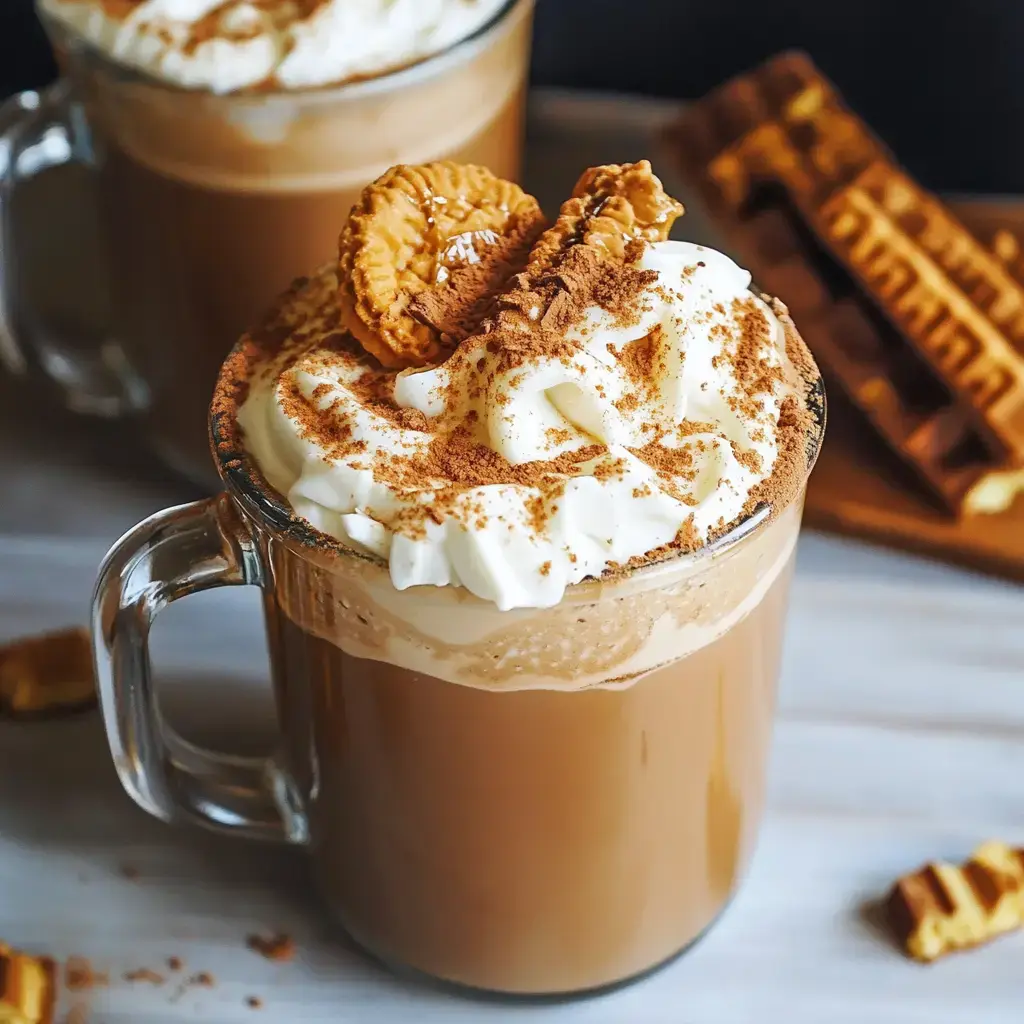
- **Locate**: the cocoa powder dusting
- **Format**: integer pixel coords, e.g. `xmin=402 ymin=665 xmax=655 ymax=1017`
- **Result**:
xmin=409 ymin=211 xmax=547 ymax=343
xmin=378 ymin=430 xmax=605 ymax=494
xmin=725 ymin=297 xmax=785 ymax=420
xmin=614 ymin=326 xmax=663 ymax=388
xmin=743 ymin=313 xmax=820 ymax=520
xmin=472 ymin=245 xmax=657 ymax=377
xmin=545 ymin=427 xmax=574 ymax=445
xmin=614 ymin=392 xmax=640 ymax=414
xmin=92 ymin=1 xmax=148 ymax=16
xmin=211 ymin=271 xmax=320 ymax=469
xmin=730 ymin=441 xmax=764 ymax=475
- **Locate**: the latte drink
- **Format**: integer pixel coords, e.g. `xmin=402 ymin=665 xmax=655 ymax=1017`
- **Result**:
xmin=95 ymin=158 xmax=822 ymax=997
xmin=206 ymin=159 xmax=823 ymax=994
xmin=260 ymin=499 xmax=801 ymax=994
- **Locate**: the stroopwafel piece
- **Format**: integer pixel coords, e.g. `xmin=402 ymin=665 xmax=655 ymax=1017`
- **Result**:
xmin=886 ymin=841 xmax=1024 ymax=962
xmin=0 ymin=943 xmax=55 ymax=1024
xmin=667 ymin=51 xmax=1024 ymax=514
xmin=528 ymin=159 xmax=684 ymax=270
xmin=0 ymin=627 xmax=96 ymax=719
xmin=487 ymin=159 xmax=684 ymax=333
xmin=338 ymin=160 xmax=685 ymax=371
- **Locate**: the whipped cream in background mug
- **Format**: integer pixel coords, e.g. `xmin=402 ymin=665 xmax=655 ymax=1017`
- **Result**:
xmin=38 ymin=0 xmax=510 ymax=92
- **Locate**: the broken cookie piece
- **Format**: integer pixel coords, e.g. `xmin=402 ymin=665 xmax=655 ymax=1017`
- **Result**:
xmin=0 ymin=628 xmax=96 ymax=719
xmin=886 ymin=841 xmax=1024 ymax=962
xmin=0 ymin=943 xmax=56 ymax=1024
xmin=338 ymin=161 xmax=546 ymax=369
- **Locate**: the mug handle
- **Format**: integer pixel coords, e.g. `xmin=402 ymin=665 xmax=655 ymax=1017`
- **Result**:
xmin=0 ymin=81 xmax=148 ymax=416
xmin=92 ymin=492 xmax=308 ymax=845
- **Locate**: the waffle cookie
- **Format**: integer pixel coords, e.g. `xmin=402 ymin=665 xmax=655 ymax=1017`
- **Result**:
xmin=886 ymin=841 xmax=1024 ymax=962
xmin=0 ymin=943 xmax=55 ymax=1024
xmin=0 ymin=628 xmax=96 ymax=719
xmin=668 ymin=51 xmax=1024 ymax=514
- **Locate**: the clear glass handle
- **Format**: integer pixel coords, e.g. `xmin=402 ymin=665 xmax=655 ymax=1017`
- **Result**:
xmin=0 ymin=81 xmax=148 ymax=416
xmin=92 ymin=493 xmax=307 ymax=844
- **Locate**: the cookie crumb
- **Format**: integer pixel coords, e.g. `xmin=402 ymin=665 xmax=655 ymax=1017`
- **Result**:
xmin=123 ymin=968 xmax=164 ymax=985
xmin=246 ymin=933 xmax=295 ymax=962
xmin=65 ymin=957 xmax=108 ymax=991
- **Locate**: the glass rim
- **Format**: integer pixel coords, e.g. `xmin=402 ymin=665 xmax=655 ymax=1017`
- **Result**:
xmin=39 ymin=0 xmax=527 ymax=104
xmin=210 ymin=357 xmax=826 ymax=581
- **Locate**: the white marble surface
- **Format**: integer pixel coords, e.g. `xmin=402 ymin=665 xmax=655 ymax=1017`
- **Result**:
xmin=2 ymin=91 xmax=1024 ymax=1022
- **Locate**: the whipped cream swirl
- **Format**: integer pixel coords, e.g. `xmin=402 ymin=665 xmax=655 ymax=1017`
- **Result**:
xmin=239 ymin=240 xmax=800 ymax=610
xmin=40 ymin=0 xmax=510 ymax=93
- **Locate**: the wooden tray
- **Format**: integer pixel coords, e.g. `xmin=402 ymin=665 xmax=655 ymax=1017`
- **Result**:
xmin=803 ymin=200 xmax=1024 ymax=581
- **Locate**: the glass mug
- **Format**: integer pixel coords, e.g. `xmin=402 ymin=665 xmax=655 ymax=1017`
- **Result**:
xmin=91 ymin=338 xmax=825 ymax=996
xmin=0 ymin=0 xmax=533 ymax=486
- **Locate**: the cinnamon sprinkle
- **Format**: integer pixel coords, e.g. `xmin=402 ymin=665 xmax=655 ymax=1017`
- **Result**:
xmin=614 ymin=325 xmax=664 ymax=389
xmin=409 ymin=212 xmax=547 ymax=344
xmin=545 ymin=426 xmax=574 ymax=445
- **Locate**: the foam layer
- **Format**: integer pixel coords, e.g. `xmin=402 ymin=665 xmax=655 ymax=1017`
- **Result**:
xmin=40 ymin=0 xmax=510 ymax=93
xmin=268 ymin=500 xmax=802 ymax=691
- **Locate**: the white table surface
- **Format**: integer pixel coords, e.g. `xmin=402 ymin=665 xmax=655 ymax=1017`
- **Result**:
xmin=2 ymin=90 xmax=1024 ymax=1023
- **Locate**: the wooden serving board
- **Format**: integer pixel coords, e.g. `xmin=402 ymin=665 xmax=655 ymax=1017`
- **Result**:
xmin=803 ymin=200 xmax=1024 ymax=582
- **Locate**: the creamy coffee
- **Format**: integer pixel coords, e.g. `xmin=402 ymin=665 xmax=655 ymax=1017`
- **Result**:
xmin=36 ymin=0 xmax=533 ymax=482
xmin=209 ymin=160 xmax=822 ymax=994
xmin=264 ymin=501 xmax=800 ymax=994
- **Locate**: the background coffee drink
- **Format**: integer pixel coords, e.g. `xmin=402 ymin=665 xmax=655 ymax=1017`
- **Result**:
xmin=2 ymin=0 xmax=533 ymax=483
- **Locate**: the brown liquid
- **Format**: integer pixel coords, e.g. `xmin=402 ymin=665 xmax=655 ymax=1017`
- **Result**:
xmin=263 ymin=551 xmax=795 ymax=995
xmin=61 ymin=0 xmax=532 ymax=482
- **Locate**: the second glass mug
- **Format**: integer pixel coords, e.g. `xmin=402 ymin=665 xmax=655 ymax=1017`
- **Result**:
xmin=92 ymin=342 xmax=826 ymax=996
xmin=0 ymin=0 xmax=533 ymax=486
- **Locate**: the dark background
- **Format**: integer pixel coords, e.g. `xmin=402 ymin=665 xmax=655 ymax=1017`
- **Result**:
xmin=3 ymin=0 xmax=1020 ymax=194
